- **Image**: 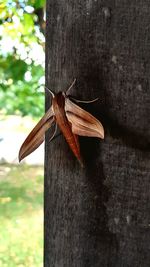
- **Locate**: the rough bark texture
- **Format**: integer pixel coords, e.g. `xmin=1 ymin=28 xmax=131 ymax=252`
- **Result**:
xmin=45 ymin=1 xmax=150 ymax=266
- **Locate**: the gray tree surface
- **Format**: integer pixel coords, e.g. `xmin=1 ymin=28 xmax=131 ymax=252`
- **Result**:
xmin=45 ymin=1 xmax=150 ymax=266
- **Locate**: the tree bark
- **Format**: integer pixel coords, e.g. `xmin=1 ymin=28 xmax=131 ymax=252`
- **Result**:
xmin=45 ymin=1 xmax=150 ymax=266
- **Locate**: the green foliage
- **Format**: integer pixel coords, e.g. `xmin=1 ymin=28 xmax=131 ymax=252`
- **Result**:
xmin=0 ymin=55 xmax=44 ymax=117
xmin=29 ymin=0 xmax=45 ymax=9
xmin=0 ymin=0 xmax=45 ymax=118
xmin=0 ymin=164 xmax=43 ymax=267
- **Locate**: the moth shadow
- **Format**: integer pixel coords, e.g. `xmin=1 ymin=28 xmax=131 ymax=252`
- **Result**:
xmin=80 ymin=100 xmax=150 ymax=153
xmin=80 ymin=137 xmax=107 ymax=205
xmin=80 ymin=137 xmax=118 ymax=259
xmin=100 ymin=106 xmax=150 ymax=152
xmin=74 ymin=58 xmax=150 ymax=153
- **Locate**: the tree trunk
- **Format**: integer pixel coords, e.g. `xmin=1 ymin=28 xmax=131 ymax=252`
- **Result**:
xmin=45 ymin=1 xmax=150 ymax=266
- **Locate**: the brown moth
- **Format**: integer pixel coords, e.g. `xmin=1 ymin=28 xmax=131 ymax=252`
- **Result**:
xmin=19 ymin=80 xmax=104 ymax=165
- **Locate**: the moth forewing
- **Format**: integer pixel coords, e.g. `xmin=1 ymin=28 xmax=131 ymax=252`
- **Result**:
xmin=65 ymin=97 xmax=104 ymax=139
xmin=65 ymin=112 xmax=103 ymax=138
xmin=19 ymin=107 xmax=54 ymax=162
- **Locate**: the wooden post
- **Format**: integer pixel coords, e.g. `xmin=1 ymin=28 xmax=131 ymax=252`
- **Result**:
xmin=45 ymin=1 xmax=150 ymax=266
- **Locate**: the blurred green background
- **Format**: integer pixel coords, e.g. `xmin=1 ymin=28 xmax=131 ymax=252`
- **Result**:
xmin=0 ymin=0 xmax=45 ymax=266
xmin=0 ymin=164 xmax=43 ymax=267
xmin=0 ymin=0 xmax=45 ymax=117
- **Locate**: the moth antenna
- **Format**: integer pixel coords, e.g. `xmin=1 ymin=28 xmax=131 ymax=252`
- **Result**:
xmin=45 ymin=86 xmax=55 ymax=98
xmin=49 ymin=123 xmax=59 ymax=142
xmin=70 ymin=97 xmax=99 ymax=104
xmin=66 ymin=78 xmax=76 ymax=95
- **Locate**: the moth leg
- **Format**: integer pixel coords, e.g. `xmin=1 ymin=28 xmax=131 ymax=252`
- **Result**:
xmin=52 ymin=132 xmax=62 ymax=141
xmin=66 ymin=78 xmax=76 ymax=95
xmin=70 ymin=97 xmax=99 ymax=104
xmin=49 ymin=123 xmax=61 ymax=142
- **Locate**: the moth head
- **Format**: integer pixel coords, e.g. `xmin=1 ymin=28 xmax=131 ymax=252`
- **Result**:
xmin=52 ymin=92 xmax=65 ymax=108
xmin=45 ymin=79 xmax=76 ymax=98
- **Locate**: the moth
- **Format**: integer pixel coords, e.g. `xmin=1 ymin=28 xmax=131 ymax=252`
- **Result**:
xmin=19 ymin=80 xmax=104 ymax=165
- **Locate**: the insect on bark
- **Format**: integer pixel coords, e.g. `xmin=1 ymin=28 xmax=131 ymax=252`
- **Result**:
xmin=18 ymin=80 xmax=104 ymax=165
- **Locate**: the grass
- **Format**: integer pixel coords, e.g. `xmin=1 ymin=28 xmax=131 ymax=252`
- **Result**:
xmin=0 ymin=164 xmax=43 ymax=267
